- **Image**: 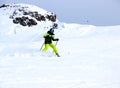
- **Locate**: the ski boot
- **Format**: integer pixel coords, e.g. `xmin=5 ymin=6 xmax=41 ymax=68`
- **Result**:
xmin=56 ymin=53 xmax=60 ymax=57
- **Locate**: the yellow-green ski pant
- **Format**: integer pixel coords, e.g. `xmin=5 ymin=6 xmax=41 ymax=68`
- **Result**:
xmin=42 ymin=43 xmax=58 ymax=54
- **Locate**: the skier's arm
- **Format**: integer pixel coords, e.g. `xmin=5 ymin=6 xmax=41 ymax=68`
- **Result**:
xmin=52 ymin=35 xmax=59 ymax=41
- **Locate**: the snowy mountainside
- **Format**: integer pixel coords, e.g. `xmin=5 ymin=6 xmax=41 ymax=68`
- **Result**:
xmin=59 ymin=23 xmax=120 ymax=39
xmin=0 ymin=3 xmax=58 ymax=42
xmin=0 ymin=3 xmax=57 ymax=30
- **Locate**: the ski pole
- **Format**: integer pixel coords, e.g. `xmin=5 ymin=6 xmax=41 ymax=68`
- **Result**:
xmin=40 ymin=42 xmax=44 ymax=51
xmin=55 ymin=41 xmax=58 ymax=46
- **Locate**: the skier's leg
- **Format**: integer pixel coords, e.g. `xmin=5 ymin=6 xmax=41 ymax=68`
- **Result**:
xmin=50 ymin=43 xmax=60 ymax=57
xmin=42 ymin=44 xmax=49 ymax=52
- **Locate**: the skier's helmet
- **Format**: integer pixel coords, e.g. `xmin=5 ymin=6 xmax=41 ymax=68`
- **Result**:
xmin=49 ymin=28 xmax=54 ymax=34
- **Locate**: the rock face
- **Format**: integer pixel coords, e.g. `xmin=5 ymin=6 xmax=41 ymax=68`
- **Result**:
xmin=0 ymin=4 xmax=57 ymax=27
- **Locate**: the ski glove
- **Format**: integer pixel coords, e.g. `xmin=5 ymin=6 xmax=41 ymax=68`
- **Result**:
xmin=56 ymin=38 xmax=59 ymax=41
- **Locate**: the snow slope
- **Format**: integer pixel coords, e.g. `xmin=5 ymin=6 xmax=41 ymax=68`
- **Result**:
xmin=0 ymin=3 xmax=120 ymax=88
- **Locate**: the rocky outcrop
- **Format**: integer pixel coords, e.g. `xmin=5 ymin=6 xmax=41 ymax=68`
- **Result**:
xmin=0 ymin=4 xmax=57 ymax=27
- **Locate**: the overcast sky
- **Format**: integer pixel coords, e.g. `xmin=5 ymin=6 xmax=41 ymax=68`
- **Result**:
xmin=0 ymin=0 xmax=120 ymax=26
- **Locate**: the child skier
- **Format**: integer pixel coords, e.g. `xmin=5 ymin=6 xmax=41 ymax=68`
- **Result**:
xmin=42 ymin=28 xmax=60 ymax=57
